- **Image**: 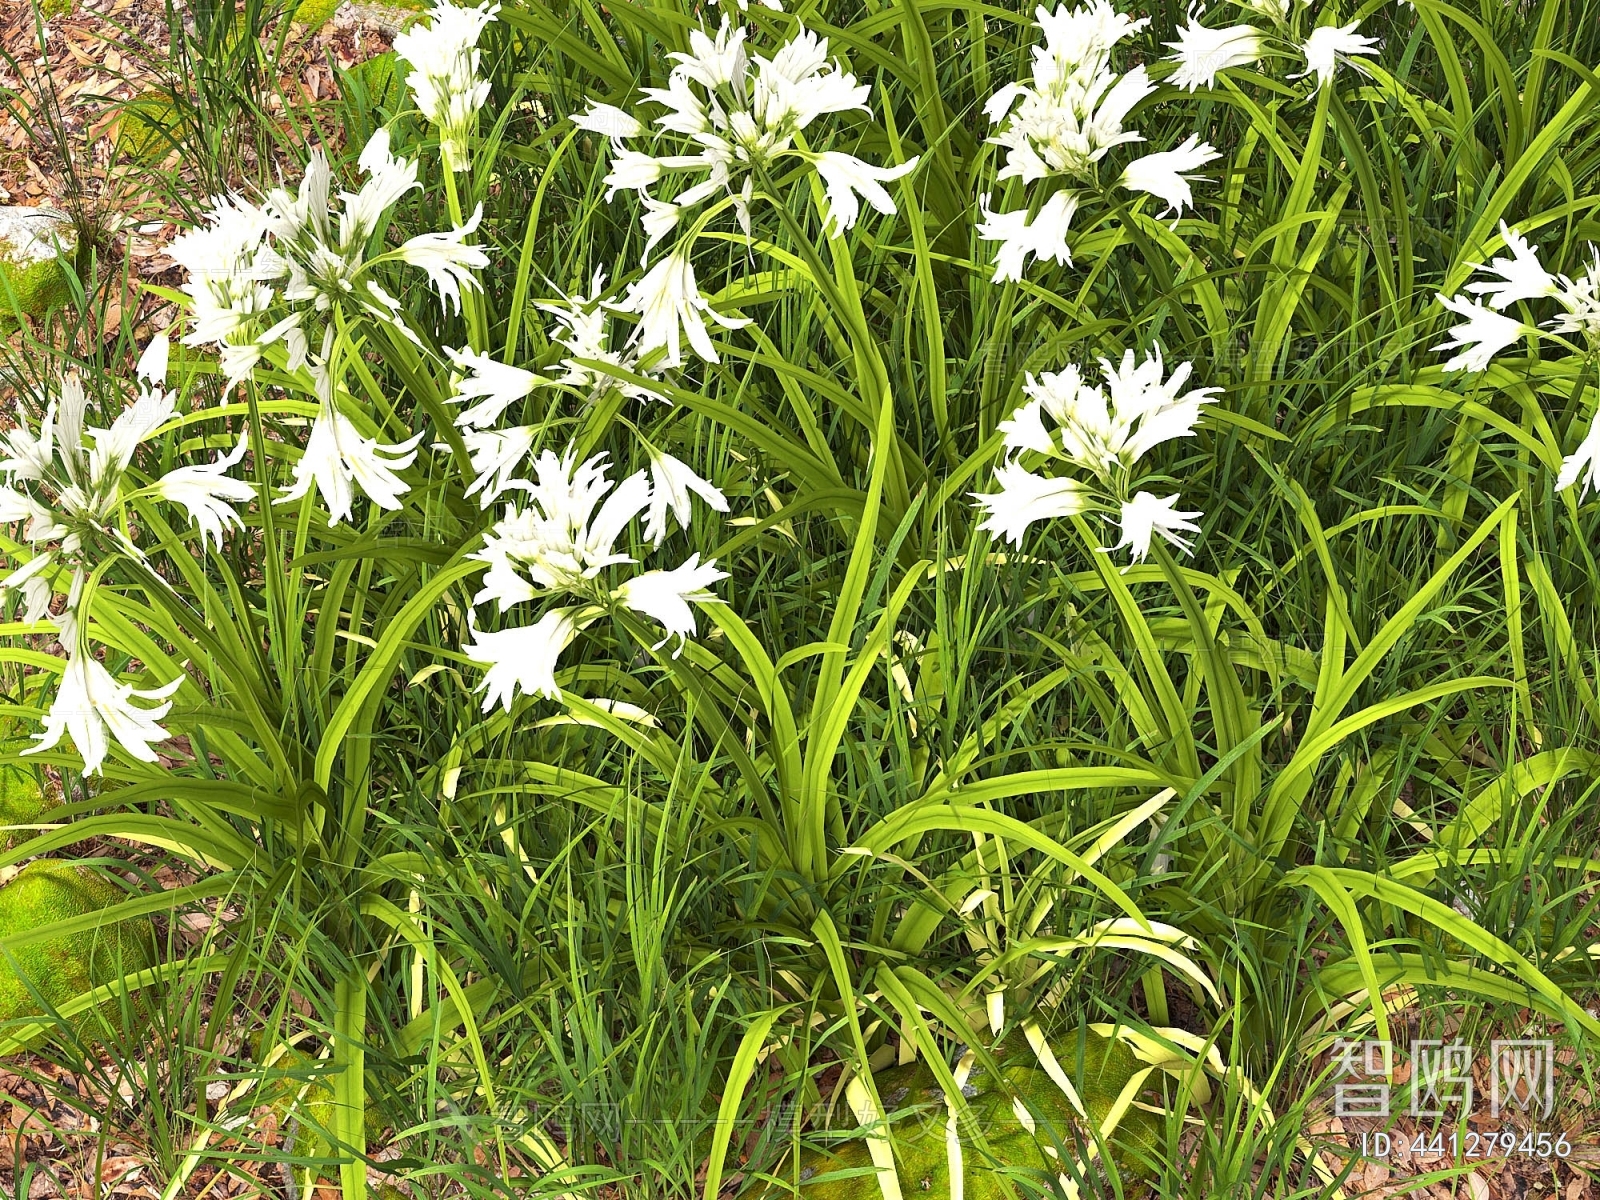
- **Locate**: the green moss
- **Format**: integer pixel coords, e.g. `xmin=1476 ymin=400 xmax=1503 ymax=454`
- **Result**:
xmin=292 ymin=0 xmax=341 ymax=29
xmin=254 ymin=1045 xmax=388 ymax=1167
xmin=38 ymin=0 xmax=71 ymax=19
xmin=0 ymin=860 xmax=157 ymax=1043
xmin=767 ymin=1033 xmax=1161 ymax=1198
xmin=0 ymin=251 xmax=72 ymax=324
xmin=0 ymin=764 xmax=55 ymax=853
xmin=345 ymin=51 xmax=404 ymax=111
xmin=115 ymin=95 xmax=181 ymax=163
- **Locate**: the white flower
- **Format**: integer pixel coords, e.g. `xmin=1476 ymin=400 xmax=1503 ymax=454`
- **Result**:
xmin=1464 ymin=222 xmax=1561 ymax=310
xmin=612 ymin=553 xmax=728 ymax=654
xmin=86 ymin=383 xmax=177 ymax=492
xmin=603 ymin=149 xmax=666 ymax=199
xmin=1550 ymin=247 xmax=1600 ymax=342
xmin=1557 ymin=408 xmax=1600 ymax=497
xmin=1 ymin=553 xmax=56 ymax=623
xmin=1112 ymin=491 xmax=1202 ymax=562
xmin=0 ymin=486 xmax=62 ymax=544
xmin=1164 ymin=19 xmax=1264 ymax=90
xmin=342 ymin=129 xmax=422 ymax=245
xmin=166 ymin=194 xmax=283 ymax=351
xmin=282 ymin=405 xmax=424 ymax=524
xmin=669 ymin=18 xmax=749 ymax=93
xmin=1433 ymin=294 xmax=1529 ymax=372
xmin=445 ymin=346 xmax=541 ymax=429
xmin=572 ymin=101 xmax=644 ymax=148
xmin=136 ymin=332 xmax=170 ymax=388
xmin=614 ymin=251 xmax=750 ymax=367
xmin=24 ymin=650 xmax=183 ymax=776
xmin=462 ymin=426 xmax=537 ymax=507
xmin=392 ymin=0 xmax=500 ymax=171
xmin=395 ymin=205 xmax=489 ymax=314
xmin=464 ymin=607 xmax=581 ymax=710
xmin=1293 ymin=22 xmax=1380 ymax=91
xmin=157 ymin=437 xmax=255 ymax=548
xmin=1118 ymin=134 xmax=1220 ymax=216
xmin=812 ymin=152 xmax=919 ymax=235
xmin=976 ymin=190 xmax=1079 ymax=282
xmin=998 ymin=397 xmax=1055 ymax=455
xmin=1026 ymin=346 xmax=1218 ymax=478
xmin=972 ymin=460 xmax=1090 ymax=545
xmin=644 ymin=449 xmax=728 ymax=545
xmin=640 ymin=197 xmax=681 ymax=260
xmin=469 ymin=449 xmax=650 ymax=602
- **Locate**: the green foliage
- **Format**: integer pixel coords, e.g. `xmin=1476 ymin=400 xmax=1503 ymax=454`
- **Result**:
xmin=6 ymin=0 xmax=1600 ymax=1194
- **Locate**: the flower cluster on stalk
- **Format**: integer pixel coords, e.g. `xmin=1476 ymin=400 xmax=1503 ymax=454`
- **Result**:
xmin=573 ymin=14 xmax=917 ymax=364
xmin=168 ymin=128 xmax=487 ymax=524
xmin=1433 ymin=222 xmax=1600 ymax=495
xmin=464 ymin=445 xmax=729 ymax=710
xmin=0 ymin=336 xmax=256 ymax=774
xmin=972 ymin=346 xmax=1217 ymax=561
xmin=978 ymin=0 xmax=1383 ymax=282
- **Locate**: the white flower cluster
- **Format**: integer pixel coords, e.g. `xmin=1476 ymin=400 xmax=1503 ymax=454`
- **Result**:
xmin=973 ymin=345 xmax=1217 ymax=561
xmin=572 ymin=16 xmax=917 ymax=363
xmin=169 ymin=129 xmax=487 ymax=389
xmin=464 ymin=446 xmax=729 ymax=710
xmin=0 ymin=335 xmax=255 ymax=774
xmin=978 ymin=1 xmax=1221 ymax=281
xmin=979 ymin=0 xmax=1382 ymax=282
xmin=169 ymin=129 xmax=488 ymax=525
xmin=393 ymin=0 xmax=500 ymax=172
xmin=1432 ymin=222 xmax=1600 ymax=495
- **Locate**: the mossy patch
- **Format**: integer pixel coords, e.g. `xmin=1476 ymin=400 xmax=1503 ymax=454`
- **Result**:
xmin=0 ymin=764 xmax=55 ymax=853
xmin=0 ymin=208 xmax=77 ymax=328
xmin=292 ymin=0 xmax=341 ymax=30
xmin=767 ymin=1032 xmax=1161 ymax=1198
xmin=0 ymin=860 xmax=157 ymax=1044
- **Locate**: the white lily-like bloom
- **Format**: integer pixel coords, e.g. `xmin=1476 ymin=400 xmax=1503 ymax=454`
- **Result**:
xmin=982 ymin=1 xmax=1154 ymax=185
xmin=999 ymin=396 xmax=1057 ymax=456
xmin=1 ymin=553 xmax=56 ymax=623
xmin=644 ymin=449 xmax=728 ymax=545
xmin=395 ymin=205 xmax=489 ymax=315
xmin=469 ymin=449 xmax=650 ymax=605
xmin=1118 ymin=134 xmax=1220 ymax=217
xmin=282 ymin=404 xmax=424 ymax=524
xmin=612 ymin=553 xmax=729 ymax=654
xmin=572 ymin=101 xmax=644 ymax=148
xmin=1433 ymin=294 xmax=1529 ymax=372
xmin=1112 ymin=491 xmax=1203 ymax=562
xmin=1550 ymin=247 xmax=1600 ymax=342
xmin=462 ymin=426 xmax=538 ymax=507
xmin=1035 ymin=346 xmax=1219 ymax=477
xmin=613 ymin=250 xmax=750 ymax=367
xmin=1465 ymin=222 xmax=1561 ymax=310
xmin=446 ymin=346 xmax=541 ymax=429
xmin=1164 ymin=18 xmax=1264 ymax=90
xmin=534 ymin=273 xmax=672 ymax=403
xmin=972 ymin=460 xmax=1090 ymax=545
xmin=812 ymin=152 xmax=919 ymax=235
xmin=977 ymin=190 xmax=1079 ymax=282
xmin=392 ymin=0 xmax=501 ymax=171
xmin=23 ymin=648 xmax=183 ymax=776
xmin=166 ymin=194 xmax=284 ymax=357
xmin=1293 ymin=21 xmax=1380 ymax=91
xmin=157 ymin=437 xmax=255 ymax=548
xmin=585 ymin=17 xmax=900 ymax=238
xmin=1557 ymin=409 xmax=1600 ymax=497
xmin=464 ymin=607 xmax=582 ymax=709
